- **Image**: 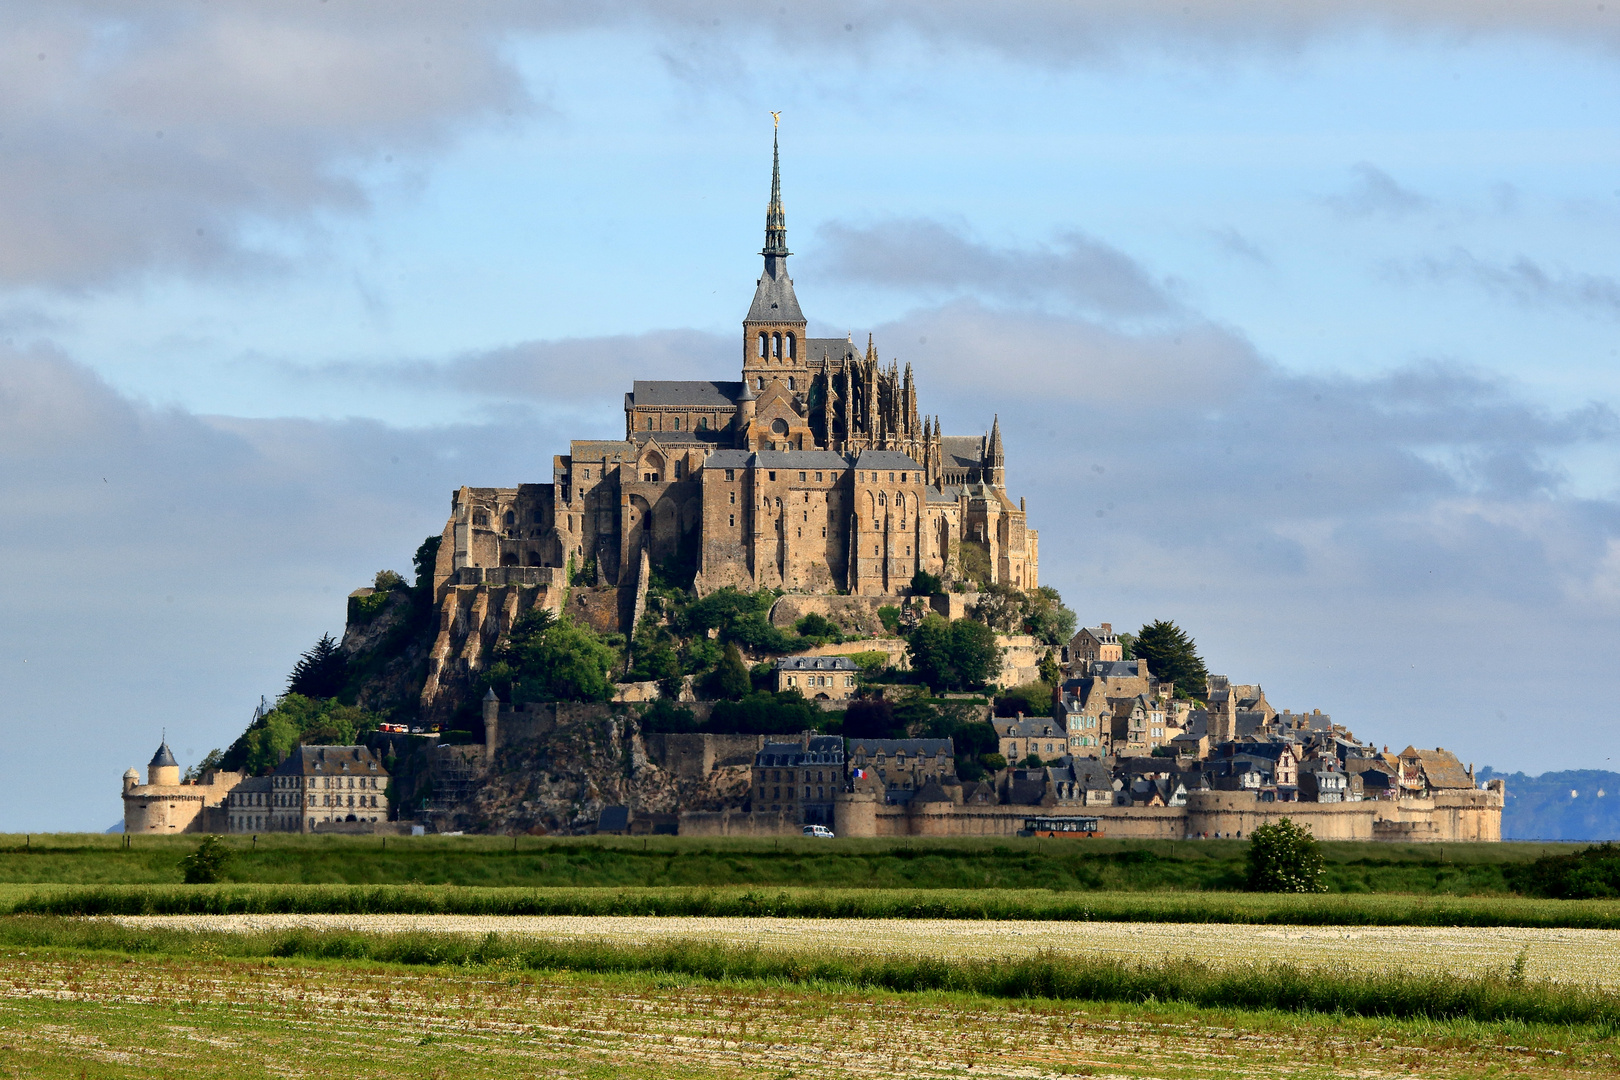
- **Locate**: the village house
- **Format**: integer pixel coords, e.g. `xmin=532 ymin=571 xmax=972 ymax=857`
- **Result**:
xmin=774 ymin=655 xmax=859 ymax=701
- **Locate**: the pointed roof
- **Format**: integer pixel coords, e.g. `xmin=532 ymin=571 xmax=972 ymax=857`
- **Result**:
xmin=149 ymin=741 xmax=177 ymax=768
xmin=988 ymin=414 xmax=1004 ymax=463
xmin=745 ymin=124 xmax=804 ymax=325
xmin=763 ymin=125 xmax=789 ymax=259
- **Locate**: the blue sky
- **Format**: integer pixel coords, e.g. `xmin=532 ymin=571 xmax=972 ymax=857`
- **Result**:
xmin=1 ymin=2 xmax=1617 ymax=829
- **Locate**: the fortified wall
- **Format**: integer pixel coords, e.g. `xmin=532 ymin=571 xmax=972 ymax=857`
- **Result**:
xmin=831 ymin=784 xmax=1504 ymax=842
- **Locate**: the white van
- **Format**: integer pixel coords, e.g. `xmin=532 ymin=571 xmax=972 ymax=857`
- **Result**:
xmin=801 ymin=824 xmax=835 ymax=838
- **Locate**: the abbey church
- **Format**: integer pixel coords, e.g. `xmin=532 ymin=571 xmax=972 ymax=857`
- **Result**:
xmin=428 ymin=131 xmax=1037 ymax=666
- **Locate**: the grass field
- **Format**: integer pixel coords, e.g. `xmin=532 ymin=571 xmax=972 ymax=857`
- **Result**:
xmin=0 ymin=832 xmax=1582 ymax=895
xmin=9 ymin=883 xmax=1620 ymax=928
xmin=2 ymin=930 xmax=1619 ymax=1078
xmin=102 ymin=912 xmax=1620 ymax=988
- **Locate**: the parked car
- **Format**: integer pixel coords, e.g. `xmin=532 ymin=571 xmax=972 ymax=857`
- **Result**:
xmin=801 ymin=824 xmax=835 ymax=838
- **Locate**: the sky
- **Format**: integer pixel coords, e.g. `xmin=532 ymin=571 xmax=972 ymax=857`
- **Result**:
xmin=1 ymin=1 xmax=1617 ymax=831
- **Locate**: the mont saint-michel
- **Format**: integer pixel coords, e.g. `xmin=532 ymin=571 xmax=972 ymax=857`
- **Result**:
xmin=419 ymin=129 xmax=1037 ymax=713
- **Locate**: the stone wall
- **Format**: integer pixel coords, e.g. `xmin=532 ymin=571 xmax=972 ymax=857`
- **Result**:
xmin=679 ymin=809 xmax=800 ymax=836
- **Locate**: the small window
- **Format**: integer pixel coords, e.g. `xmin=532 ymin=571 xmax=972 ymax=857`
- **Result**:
xmin=786 ymin=333 xmax=796 ymax=359
xmin=673 ymin=417 xmax=681 ymax=431
xmin=504 ymin=510 xmax=515 ymax=525
xmin=768 ymin=471 xmax=776 ymax=481
xmin=646 ymin=418 xmax=653 ymax=430
xmin=758 ymin=333 xmax=767 ymax=358
xmin=799 ymin=471 xmax=806 ymax=482
xmin=788 ymin=376 xmax=796 ymax=390
xmin=698 ymin=417 xmax=708 ymax=430
xmin=729 ymin=491 xmax=735 ymax=504
xmin=889 ymin=471 xmax=895 ymax=481
xmin=729 ymin=514 xmax=735 ymax=527
xmin=816 ymin=471 xmax=823 ymax=482
xmin=725 ymin=469 xmax=735 ymax=481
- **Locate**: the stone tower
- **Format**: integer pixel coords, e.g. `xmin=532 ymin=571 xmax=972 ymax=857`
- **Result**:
xmin=740 ymin=124 xmax=808 ymax=395
xmin=147 ymin=740 xmax=179 ymax=787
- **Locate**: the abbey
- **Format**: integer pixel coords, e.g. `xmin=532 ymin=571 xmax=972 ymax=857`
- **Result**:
xmin=425 ymin=132 xmax=1036 ymax=699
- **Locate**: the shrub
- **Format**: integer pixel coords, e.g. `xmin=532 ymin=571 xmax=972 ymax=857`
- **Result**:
xmin=981 ymin=753 xmax=1008 ymax=771
xmin=877 ymin=605 xmax=901 ymax=634
xmin=180 ymin=836 xmax=231 ymax=884
xmin=373 ymin=569 xmax=407 ymax=590
xmin=1246 ymin=817 xmax=1326 ymax=893
xmin=638 ymin=698 xmax=698 ymax=734
xmin=794 ymin=612 xmax=842 ymax=643
xmin=1506 ymin=843 xmax=1620 ymax=899
xmin=994 ymin=681 xmax=1054 ymax=718
xmin=704 ymin=642 xmax=752 ymax=700
xmin=909 ymin=569 xmax=943 ymax=597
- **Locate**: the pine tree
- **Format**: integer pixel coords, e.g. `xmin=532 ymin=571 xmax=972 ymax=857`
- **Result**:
xmin=1132 ymin=619 xmax=1208 ymax=699
xmin=286 ymin=632 xmax=348 ymax=699
xmin=709 ymin=642 xmax=752 ymax=701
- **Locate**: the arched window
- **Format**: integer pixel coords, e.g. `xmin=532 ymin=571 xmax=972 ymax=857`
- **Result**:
xmin=504 ymin=510 xmax=515 ymax=525
xmin=757 ymin=376 xmax=766 ymax=389
xmin=672 ymin=417 xmax=681 ymax=431
xmin=698 ymin=416 xmax=708 ymax=430
xmin=772 ymin=332 xmax=782 ymax=358
xmin=646 ymin=417 xmax=653 ymax=430
xmin=787 ymin=376 xmax=796 ymax=390
xmin=758 ymin=332 xmax=767 ymax=358
xmin=785 ymin=333 xmax=796 ymax=359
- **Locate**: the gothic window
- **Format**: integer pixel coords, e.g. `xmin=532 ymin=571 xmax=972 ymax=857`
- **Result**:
xmin=673 ymin=461 xmax=682 ymax=479
xmin=673 ymin=417 xmax=681 ymax=431
xmin=504 ymin=510 xmax=515 ymax=525
xmin=698 ymin=416 xmax=708 ymax=430
xmin=646 ymin=418 xmax=653 ymax=430
xmin=771 ymin=418 xmax=789 ymax=436
xmin=786 ymin=333 xmax=796 ymax=358
xmin=758 ymin=376 xmax=766 ymax=389
xmin=758 ymin=333 xmax=767 ymax=358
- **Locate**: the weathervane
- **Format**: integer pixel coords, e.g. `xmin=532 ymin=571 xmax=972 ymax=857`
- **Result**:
xmin=771 ymin=111 xmax=781 ymax=128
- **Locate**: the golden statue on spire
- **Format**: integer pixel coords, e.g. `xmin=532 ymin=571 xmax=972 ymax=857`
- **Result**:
xmin=770 ymin=111 xmax=781 ymax=128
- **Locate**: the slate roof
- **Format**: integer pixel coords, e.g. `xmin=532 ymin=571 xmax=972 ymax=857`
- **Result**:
xmin=629 ymin=381 xmax=744 ymax=409
xmin=996 ymin=717 xmax=1062 ymax=739
xmin=914 ymin=779 xmax=954 ymax=804
xmin=776 ymin=655 xmax=858 ymax=672
xmin=571 ymin=440 xmax=636 ymax=463
xmin=925 ymin=484 xmax=963 ymax=504
xmin=149 ymin=742 xmax=177 ymax=769
xmin=745 ymin=264 xmax=805 ymax=323
xmin=271 ymin=745 xmax=388 ymax=778
xmin=806 ymin=338 xmax=858 ymax=365
xmin=1090 ymin=660 xmax=1145 ymax=680
xmin=1404 ymin=747 xmax=1474 ymax=790
xmin=847 ymin=738 xmax=954 ymax=758
xmin=703 ymin=450 xmax=754 ymax=470
xmin=853 ymin=450 xmax=924 ymax=472
xmin=756 ymin=737 xmax=845 ymax=767
xmin=752 ymin=450 xmax=850 ymax=470
xmin=939 ymin=435 xmax=984 ymax=470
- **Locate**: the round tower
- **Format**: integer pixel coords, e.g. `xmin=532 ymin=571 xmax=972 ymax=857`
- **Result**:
xmin=147 ymin=741 xmax=180 ymax=787
xmin=122 ymin=767 xmax=139 ymax=793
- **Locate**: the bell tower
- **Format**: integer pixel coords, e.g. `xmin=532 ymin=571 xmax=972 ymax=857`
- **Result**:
xmin=742 ymin=119 xmax=809 ymax=396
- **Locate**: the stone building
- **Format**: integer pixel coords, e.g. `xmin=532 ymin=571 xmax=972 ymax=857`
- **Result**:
xmin=774 ymin=655 xmax=859 ymax=701
xmin=421 ymin=128 xmax=1038 ymax=710
xmin=846 ymin=738 xmax=956 ymax=804
xmin=122 ymin=740 xmax=242 ymax=835
xmin=270 ymin=745 xmax=391 ymax=833
xmin=751 ymin=733 xmax=844 ymax=824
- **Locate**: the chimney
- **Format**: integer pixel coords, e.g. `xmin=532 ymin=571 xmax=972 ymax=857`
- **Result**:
xmin=1100 ymin=623 xmax=1111 ymax=634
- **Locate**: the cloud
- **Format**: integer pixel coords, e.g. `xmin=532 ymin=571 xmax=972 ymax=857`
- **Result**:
xmin=809 ymin=219 xmax=1181 ymax=320
xmin=1324 ymin=164 xmax=1434 ymax=219
xmin=0 ymin=2 xmax=545 ymax=288
xmin=1401 ymin=249 xmax=1620 ymax=318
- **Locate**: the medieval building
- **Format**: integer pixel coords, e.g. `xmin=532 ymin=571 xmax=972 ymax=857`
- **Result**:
xmin=422 ymin=130 xmax=1038 ymax=707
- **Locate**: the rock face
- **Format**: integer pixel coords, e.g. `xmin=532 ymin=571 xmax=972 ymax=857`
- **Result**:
xmin=432 ymin=704 xmax=758 ymax=835
xmin=340 ymin=588 xmax=437 ymax=723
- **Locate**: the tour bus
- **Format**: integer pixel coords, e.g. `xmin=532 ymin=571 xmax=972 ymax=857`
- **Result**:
xmin=1020 ymin=816 xmax=1103 ymax=838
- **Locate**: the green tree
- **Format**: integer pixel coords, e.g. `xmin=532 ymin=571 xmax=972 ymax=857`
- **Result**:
xmin=180 ymin=835 xmax=231 ymax=884
xmin=182 ymin=748 xmax=225 ymax=784
xmin=1132 ymin=619 xmax=1208 ymax=699
xmin=877 ymin=605 xmax=902 ymax=634
xmin=995 ymin=681 xmax=1054 ymax=719
xmin=1245 ymin=818 xmax=1327 ymax=893
xmin=794 ymin=612 xmax=842 ymax=643
xmin=706 ymin=641 xmax=752 ymax=701
xmin=908 ymin=614 xmax=1003 ymax=692
xmin=1038 ymin=648 xmax=1061 ymax=687
xmin=1024 ymin=586 xmax=1077 ymax=646
xmin=485 ymin=607 xmax=619 ymax=703
xmin=909 ymin=568 xmax=943 ymax=597
xmin=286 ymin=632 xmax=348 ymax=699
xmin=412 ymin=534 xmax=442 ymax=592
xmin=220 ymin=694 xmax=386 ymax=775
xmin=1116 ymin=632 xmax=1136 ymax=660
xmin=373 ymin=569 xmax=407 ymax=590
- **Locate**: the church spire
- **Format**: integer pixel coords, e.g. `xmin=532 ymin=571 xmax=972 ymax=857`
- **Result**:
xmin=762 ymin=121 xmax=789 ymax=259
xmin=987 ymin=414 xmax=1006 ymax=486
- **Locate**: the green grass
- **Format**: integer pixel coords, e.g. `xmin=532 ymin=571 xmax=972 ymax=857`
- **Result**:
xmin=4 ymin=914 xmax=1618 ymax=1029
xmin=6 ymin=945 xmax=1618 ymax=1079
xmin=0 ymin=832 xmax=1580 ymax=894
xmin=8 ymin=883 xmax=1620 ymax=927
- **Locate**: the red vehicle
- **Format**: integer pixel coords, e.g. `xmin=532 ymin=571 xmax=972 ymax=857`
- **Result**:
xmin=1021 ymin=816 xmax=1103 ymax=838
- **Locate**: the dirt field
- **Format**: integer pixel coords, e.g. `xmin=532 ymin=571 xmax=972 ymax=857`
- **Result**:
xmin=0 ymin=947 xmax=1614 ymax=1079
xmin=104 ymin=913 xmax=1620 ymax=988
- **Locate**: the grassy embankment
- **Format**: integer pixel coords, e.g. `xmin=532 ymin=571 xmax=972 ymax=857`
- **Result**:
xmin=0 ymin=832 xmax=1577 ymax=892
xmin=4 ymin=916 xmax=1620 ymax=1030
xmin=6 ymin=945 xmax=1617 ymax=1079
xmin=10 ymin=883 xmax=1620 ymax=928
